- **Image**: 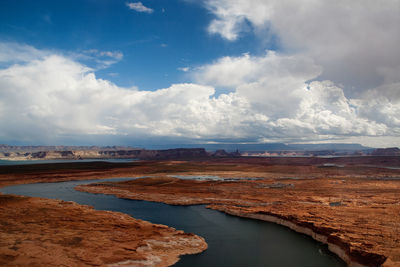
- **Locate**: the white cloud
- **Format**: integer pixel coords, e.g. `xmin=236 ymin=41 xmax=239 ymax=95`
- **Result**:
xmin=78 ymin=49 xmax=123 ymax=69
xmin=194 ymin=51 xmax=321 ymax=89
xmin=0 ymin=43 xmax=123 ymax=71
xmin=203 ymin=0 xmax=400 ymax=95
xmin=0 ymin=47 xmax=234 ymax=142
xmin=208 ymin=16 xmax=244 ymax=41
xmin=126 ymin=2 xmax=154 ymax=13
xmin=98 ymin=51 xmax=123 ymax=60
xmin=1 ymin=43 xmax=399 ymax=147
xmin=0 ymin=42 xmax=51 ymax=64
xmin=193 ymin=50 xmax=398 ymax=143
xmin=178 ymin=67 xmax=190 ymax=72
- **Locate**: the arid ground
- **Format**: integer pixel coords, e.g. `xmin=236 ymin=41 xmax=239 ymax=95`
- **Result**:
xmin=1 ymin=156 xmax=399 ymax=266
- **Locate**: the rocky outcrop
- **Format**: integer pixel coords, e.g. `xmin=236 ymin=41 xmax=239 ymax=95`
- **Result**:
xmin=0 ymin=194 xmax=207 ymax=267
xmin=371 ymin=147 xmax=400 ymax=156
xmin=1 ymin=158 xmax=400 ymax=266
xmin=98 ymin=149 xmax=142 ymax=158
xmin=0 ymin=148 xmax=210 ymax=161
xmin=136 ymin=148 xmax=209 ymax=160
xmin=77 ymin=169 xmax=400 ymax=267
xmin=211 ymin=149 xmax=241 ymax=158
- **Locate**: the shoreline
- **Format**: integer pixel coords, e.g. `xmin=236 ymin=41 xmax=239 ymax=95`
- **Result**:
xmin=1 ymin=159 xmax=399 ymax=266
xmin=76 ymin=174 xmax=399 ymax=267
xmin=210 ymin=205 xmax=386 ymax=267
xmin=0 ymin=193 xmax=208 ymax=267
xmin=76 ymin=184 xmax=387 ymax=267
xmin=0 ymin=191 xmax=208 ymax=267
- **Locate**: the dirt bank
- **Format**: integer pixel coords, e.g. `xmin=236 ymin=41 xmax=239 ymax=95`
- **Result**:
xmin=0 ymin=194 xmax=207 ymax=266
xmin=1 ymin=158 xmax=399 ymax=266
xmin=76 ymin=163 xmax=400 ymax=267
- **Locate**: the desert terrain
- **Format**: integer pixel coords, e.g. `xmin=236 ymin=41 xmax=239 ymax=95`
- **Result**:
xmin=0 ymin=194 xmax=207 ymax=267
xmin=0 ymin=156 xmax=399 ymax=266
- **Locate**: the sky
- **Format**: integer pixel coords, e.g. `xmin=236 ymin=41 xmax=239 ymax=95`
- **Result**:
xmin=0 ymin=0 xmax=399 ymax=148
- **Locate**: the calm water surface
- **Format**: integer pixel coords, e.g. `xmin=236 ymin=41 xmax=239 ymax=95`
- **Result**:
xmin=1 ymin=178 xmax=345 ymax=267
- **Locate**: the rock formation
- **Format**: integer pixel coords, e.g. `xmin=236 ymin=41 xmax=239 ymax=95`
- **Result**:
xmin=371 ymin=147 xmax=400 ymax=156
xmin=0 ymin=147 xmax=210 ymax=161
xmin=0 ymin=194 xmax=207 ymax=266
xmin=74 ymin=160 xmax=400 ymax=267
xmin=1 ymin=157 xmax=399 ymax=266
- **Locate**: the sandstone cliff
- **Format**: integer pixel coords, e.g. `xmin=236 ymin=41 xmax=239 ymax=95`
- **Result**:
xmin=0 ymin=148 xmax=210 ymax=161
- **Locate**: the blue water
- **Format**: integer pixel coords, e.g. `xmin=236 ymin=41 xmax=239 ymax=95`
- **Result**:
xmin=1 ymin=179 xmax=345 ymax=267
xmin=0 ymin=159 xmax=137 ymax=165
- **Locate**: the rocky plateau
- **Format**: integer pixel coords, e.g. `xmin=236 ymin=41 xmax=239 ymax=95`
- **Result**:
xmin=0 ymin=156 xmax=399 ymax=266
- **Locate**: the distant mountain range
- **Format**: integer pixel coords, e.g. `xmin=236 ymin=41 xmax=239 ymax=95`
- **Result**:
xmin=0 ymin=143 xmax=375 ymax=153
xmin=140 ymin=143 xmax=371 ymax=152
xmin=0 ymin=144 xmax=399 ymax=161
xmin=0 ymin=145 xmax=139 ymax=152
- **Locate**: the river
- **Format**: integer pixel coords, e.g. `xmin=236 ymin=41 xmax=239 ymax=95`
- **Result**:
xmin=1 ymin=178 xmax=345 ymax=266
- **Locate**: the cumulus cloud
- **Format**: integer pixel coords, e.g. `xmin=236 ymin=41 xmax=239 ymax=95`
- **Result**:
xmin=203 ymin=0 xmax=400 ymax=95
xmin=126 ymin=2 xmax=154 ymax=13
xmin=0 ymin=42 xmax=51 ymax=64
xmin=1 ymin=43 xmax=399 ymax=146
xmin=194 ymin=51 xmax=321 ymax=89
xmin=0 ymin=43 xmax=123 ymax=71
xmin=193 ymin=50 xmax=398 ymax=144
xmin=0 ymin=46 xmax=249 ymax=142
